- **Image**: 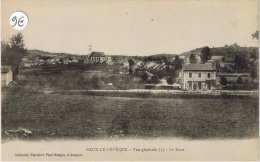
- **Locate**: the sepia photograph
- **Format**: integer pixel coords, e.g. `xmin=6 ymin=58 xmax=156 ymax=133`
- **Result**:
xmin=1 ymin=0 xmax=259 ymax=161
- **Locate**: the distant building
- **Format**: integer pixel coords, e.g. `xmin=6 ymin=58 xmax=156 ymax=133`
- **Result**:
xmin=23 ymin=61 xmax=33 ymax=67
xmin=136 ymin=61 xmax=143 ymax=66
xmin=179 ymin=64 xmax=217 ymax=91
xmin=1 ymin=66 xmax=13 ymax=86
xmin=88 ymin=52 xmax=112 ymax=63
xmin=168 ymin=57 xmax=175 ymax=63
xmin=210 ymin=56 xmax=223 ymax=61
xmin=21 ymin=58 xmax=33 ymax=67
xmin=144 ymin=61 xmax=157 ymax=69
xmin=179 ymin=55 xmax=186 ymax=59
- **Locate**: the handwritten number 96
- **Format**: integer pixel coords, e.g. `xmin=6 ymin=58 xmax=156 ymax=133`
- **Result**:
xmin=11 ymin=16 xmax=24 ymax=27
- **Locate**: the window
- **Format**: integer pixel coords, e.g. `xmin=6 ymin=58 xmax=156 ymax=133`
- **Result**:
xmin=208 ymin=73 xmax=211 ymax=78
xmin=189 ymin=73 xmax=192 ymax=78
xmin=198 ymin=73 xmax=201 ymax=78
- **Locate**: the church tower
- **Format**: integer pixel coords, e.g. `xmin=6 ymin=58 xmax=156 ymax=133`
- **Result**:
xmin=87 ymin=44 xmax=92 ymax=56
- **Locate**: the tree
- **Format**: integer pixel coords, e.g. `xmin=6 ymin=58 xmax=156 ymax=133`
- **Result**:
xmin=143 ymin=55 xmax=167 ymax=63
xmin=220 ymin=76 xmax=228 ymax=86
xmin=149 ymin=75 xmax=160 ymax=84
xmin=1 ymin=33 xmax=27 ymax=74
xmin=129 ymin=67 xmax=134 ymax=74
xmin=189 ymin=54 xmax=197 ymax=64
xmin=231 ymin=43 xmax=239 ymax=48
xmin=167 ymin=77 xmax=175 ymax=85
xmin=234 ymin=54 xmax=249 ymax=73
xmin=215 ymin=61 xmax=221 ymax=72
xmin=250 ymin=63 xmax=257 ymax=80
xmin=236 ymin=76 xmax=243 ymax=84
xmin=128 ymin=58 xmax=135 ymax=67
xmin=252 ymin=31 xmax=259 ymax=40
xmin=10 ymin=33 xmax=27 ymax=53
xmin=173 ymin=55 xmax=183 ymax=70
xmin=250 ymin=48 xmax=258 ymax=60
xmin=200 ymin=46 xmax=211 ymax=63
xmin=157 ymin=71 xmax=165 ymax=79
xmin=175 ymin=55 xmax=179 ymax=60
xmin=141 ymin=73 xmax=148 ymax=82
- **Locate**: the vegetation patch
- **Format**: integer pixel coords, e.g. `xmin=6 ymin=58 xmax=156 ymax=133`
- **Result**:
xmin=2 ymin=91 xmax=258 ymax=141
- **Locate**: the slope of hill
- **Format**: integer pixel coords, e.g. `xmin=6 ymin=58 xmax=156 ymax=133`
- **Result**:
xmin=180 ymin=48 xmax=202 ymax=57
xmin=26 ymin=50 xmax=76 ymax=59
xmin=150 ymin=53 xmax=176 ymax=57
xmin=26 ymin=44 xmax=258 ymax=62
xmin=180 ymin=45 xmax=258 ymax=58
xmin=26 ymin=50 xmax=176 ymax=63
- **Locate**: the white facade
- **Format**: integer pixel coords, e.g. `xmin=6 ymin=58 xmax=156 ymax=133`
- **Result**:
xmin=1 ymin=67 xmax=13 ymax=86
xmin=179 ymin=64 xmax=217 ymax=91
xmin=89 ymin=56 xmax=112 ymax=62
xmin=24 ymin=62 xmax=32 ymax=67
xmin=87 ymin=51 xmax=112 ymax=63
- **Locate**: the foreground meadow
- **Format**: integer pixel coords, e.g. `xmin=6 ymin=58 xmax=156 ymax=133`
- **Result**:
xmin=1 ymin=89 xmax=258 ymax=141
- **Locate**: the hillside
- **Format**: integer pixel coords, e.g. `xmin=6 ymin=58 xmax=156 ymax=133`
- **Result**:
xmin=26 ymin=50 xmax=76 ymax=59
xmin=180 ymin=48 xmax=203 ymax=56
xmin=149 ymin=53 xmax=176 ymax=58
xmin=26 ymin=50 xmax=145 ymax=62
xmin=180 ymin=44 xmax=258 ymax=57
xmin=26 ymin=44 xmax=258 ymax=61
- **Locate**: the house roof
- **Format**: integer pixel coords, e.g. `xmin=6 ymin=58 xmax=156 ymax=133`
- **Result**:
xmin=89 ymin=52 xmax=105 ymax=57
xmin=1 ymin=66 xmax=12 ymax=73
xmin=144 ymin=71 xmax=154 ymax=77
xmin=182 ymin=64 xmax=217 ymax=71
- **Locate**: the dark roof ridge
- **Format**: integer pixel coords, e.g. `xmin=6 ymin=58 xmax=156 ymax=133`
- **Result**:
xmin=89 ymin=52 xmax=105 ymax=57
xmin=183 ymin=64 xmax=217 ymax=71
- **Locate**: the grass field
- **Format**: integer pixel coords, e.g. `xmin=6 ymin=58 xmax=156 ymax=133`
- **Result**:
xmin=1 ymin=89 xmax=258 ymax=140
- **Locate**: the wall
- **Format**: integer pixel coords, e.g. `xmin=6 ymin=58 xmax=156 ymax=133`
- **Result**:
xmin=184 ymin=71 xmax=216 ymax=81
xmin=181 ymin=70 xmax=216 ymax=90
xmin=2 ymin=70 xmax=13 ymax=86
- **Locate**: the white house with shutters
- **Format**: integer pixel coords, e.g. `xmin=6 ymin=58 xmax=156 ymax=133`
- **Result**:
xmin=179 ymin=64 xmax=217 ymax=91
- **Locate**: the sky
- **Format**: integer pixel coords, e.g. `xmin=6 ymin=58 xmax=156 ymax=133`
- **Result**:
xmin=2 ymin=0 xmax=259 ymax=56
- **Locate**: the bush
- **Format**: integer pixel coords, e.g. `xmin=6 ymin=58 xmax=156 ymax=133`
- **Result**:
xmin=220 ymin=76 xmax=228 ymax=86
xmin=222 ymin=84 xmax=255 ymax=90
xmin=141 ymin=73 xmax=148 ymax=82
xmin=167 ymin=77 xmax=175 ymax=85
xmin=149 ymin=75 xmax=160 ymax=84
xmin=237 ymin=76 xmax=243 ymax=84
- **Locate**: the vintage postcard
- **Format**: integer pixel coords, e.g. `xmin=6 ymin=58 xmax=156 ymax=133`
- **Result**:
xmin=1 ymin=0 xmax=259 ymax=161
